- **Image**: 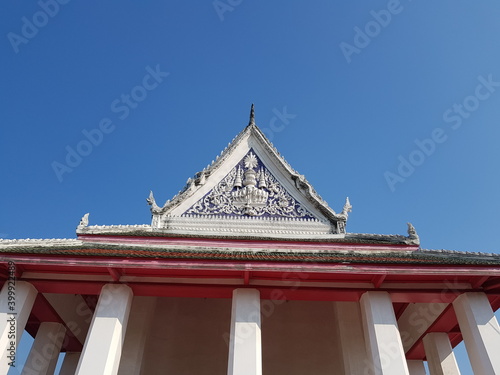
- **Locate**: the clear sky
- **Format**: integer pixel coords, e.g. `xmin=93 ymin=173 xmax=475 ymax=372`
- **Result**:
xmin=2 ymin=1 xmax=500 ymax=374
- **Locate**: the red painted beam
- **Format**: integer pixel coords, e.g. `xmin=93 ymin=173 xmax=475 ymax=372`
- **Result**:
xmin=470 ymin=275 xmax=490 ymax=289
xmin=30 ymin=294 xmax=63 ymax=323
xmin=483 ymin=278 xmax=500 ymax=291
xmin=107 ymin=267 xmax=121 ymax=282
xmin=371 ymin=274 xmax=386 ymax=288
xmin=490 ymin=295 xmax=500 ymax=312
xmin=449 ymin=332 xmax=463 ymax=348
xmin=243 ymin=270 xmax=250 ymax=286
xmin=26 ymin=279 xmax=500 ymax=303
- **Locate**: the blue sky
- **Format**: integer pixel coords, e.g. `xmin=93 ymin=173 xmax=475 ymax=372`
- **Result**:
xmin=2 ymin=1 xmax=500 ymax=374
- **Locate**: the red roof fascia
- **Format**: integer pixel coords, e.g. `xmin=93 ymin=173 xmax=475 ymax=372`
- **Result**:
xmin=77 ymin=234 xmax=419 ymax=252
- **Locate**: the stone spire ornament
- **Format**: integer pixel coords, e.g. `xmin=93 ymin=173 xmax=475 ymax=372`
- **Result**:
xmin=248 ymin=103 xmax=255 ymax=126
xmin=234 ymin=167 xmax=243 ymax=188
xmin=258 ymin=168 xmax=267 ymax=188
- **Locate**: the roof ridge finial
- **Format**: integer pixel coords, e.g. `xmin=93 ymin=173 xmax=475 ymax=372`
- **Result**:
xmin=248 ymin=103 xmax=255 ymax=126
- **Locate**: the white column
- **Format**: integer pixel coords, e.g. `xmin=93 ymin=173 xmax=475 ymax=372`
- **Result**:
xmin=76 ymin=284 xmax=133 ymax=375
xmin=227 ymin=288 xmax=262 ymax=375
xmin=360 ymin=291 xmax=410 ymax=375
xmin=21 ymin=322 xmax=66 ymax=375
xmin=59 ymin=353 xmax=81 ymax=375
xmin=333 ymin=302 xmax=370 ymax=374
xmin=422 ymin=332 xmax=460 ymax=375
xmin=453 ymin=292 xmax=500 ymax=374
xmin=407 ymin=360 xmax=426 ymax=375
xmin=117 ymin=296 xmax=157 ymax=375
xmin=0 ymin=280 xmax=37 ymax=374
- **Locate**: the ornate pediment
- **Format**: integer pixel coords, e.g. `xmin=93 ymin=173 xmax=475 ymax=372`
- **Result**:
xmin=184 ymin=150 xmax=316 ymax=219
xmin=147 ymin=105 xmax=351 ymax=237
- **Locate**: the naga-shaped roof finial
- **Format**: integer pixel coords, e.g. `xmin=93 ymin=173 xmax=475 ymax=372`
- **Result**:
xmin=248 ymin=103 xmax=255 ymax=126
xmin=147 ymin=191 xmax=162 ymax=214
xmin=407 ymin=222 xmax=420 ymax=245
xmin=78 ymin=213 xmax=89 ymax=227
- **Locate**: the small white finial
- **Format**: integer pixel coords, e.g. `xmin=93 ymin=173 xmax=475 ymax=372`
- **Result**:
xmin=79 ymin=213 xmax=89 ymax=227
xmin=249 ymin=103 xmax=255 ymax=126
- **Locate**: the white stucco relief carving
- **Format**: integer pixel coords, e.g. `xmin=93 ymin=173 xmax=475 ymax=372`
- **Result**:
xmin=184 ymin=151 xmax=316 ymax=219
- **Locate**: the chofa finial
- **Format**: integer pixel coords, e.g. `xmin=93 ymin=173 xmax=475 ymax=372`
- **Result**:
xmin=249 ymin=103 xmax=255 ymax=126
xmin=79 ymin=213 xmax=89 ymax=227
xmin=343 ymin=197 xmax=352 ymax=215
xmin=407 ymin=222 xmax=420 ymax=245
xmin=407 ymin=222 xmax=417 ymax=237
xmin=146 ymin=190 xmax=155 ymax=206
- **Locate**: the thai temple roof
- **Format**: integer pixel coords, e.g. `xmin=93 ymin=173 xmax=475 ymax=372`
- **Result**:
xmin=1 ymin=107 xmax=498 ymax=371
xmin=1 ymin=237 xmax=500 ymax=266
xmin=73 ymin=105 xmax=415 ymax=243
xmin=1 ymin=105 xmax=499 ymax=266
